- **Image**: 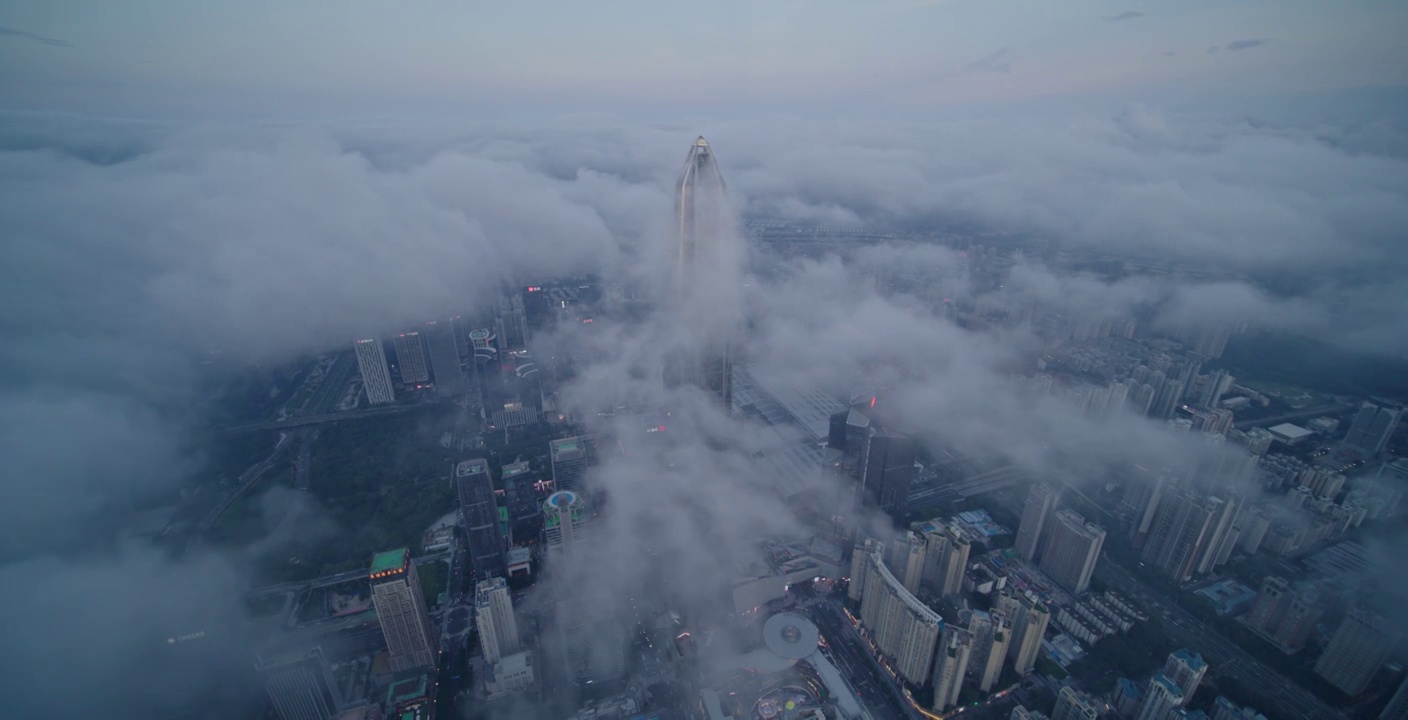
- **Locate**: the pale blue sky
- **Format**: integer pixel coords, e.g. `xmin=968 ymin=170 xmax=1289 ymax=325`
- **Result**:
xmin=1 ymin=1 xmax=1405 ymax=115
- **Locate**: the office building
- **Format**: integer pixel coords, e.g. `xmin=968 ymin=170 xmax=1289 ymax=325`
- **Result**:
xmin=931 ymin=627 xmax=973 ymax=711
xmin=353 ymin=338 xmax=395 ymax=405
xmin=543 ymin=490 xmax=586 ymax=557
xmin=828 ymin=403 xmax=917 ymax=516
xmin=393 ymin=331 xmax=430 ymax=385
xmin=1140 ymin=492 xmax=1216 ymax=582
xmin=1163 ymin=648 xmax=1207 ymax=703
xmin=475 ymin=577 xmax=520 ymax=663
xmin=501 ymin=460 xmax=541 ymax=545
xmin=1006 ymin=594 xmax=1050 ymax=676
xmin=668 ymin=136 xmax=734 ymax=409
xmin=369 ymin=548 xmax=437 ymax=673
xmin=494 ymin=292 xmax=530 ymax=351
xmin=858 ymin=550 xmax=943 ymax=685
xmin=969 ymin=610 xmax=1009 ymax=692
xmin=1314 ymin=607 xmax=1396 ymax=696
xmin=1138 ymin=674 xmax=1185 ymax=720
xmin=1051 ymin=686 xmax=1100 ymax=720
xmin=455 ymin=459 xmax=505 ymax=580
xmin=1039 ymin=509 xmax=1105 ymax=595
xmin=1016 ymin=483 xmax=1059 ymax=561
xmin=550 ymin=437 xmax=588 ymax=491
xmin=255 ymin=646 xmax=344 ymax=720
xmin=1345 ymin=402 xmax=1402 ymax=457
xmin=424 ymin=319 xmax=466 ymax=397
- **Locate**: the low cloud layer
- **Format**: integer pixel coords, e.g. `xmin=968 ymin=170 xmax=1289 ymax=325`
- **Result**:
xmin=2 ymin=102 xmax=1407 ymax=714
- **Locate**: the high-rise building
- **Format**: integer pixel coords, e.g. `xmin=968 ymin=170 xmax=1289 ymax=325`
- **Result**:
xmin=1194 ymin=496 xmax=1241 ymax=575
xmin=1039 ymin=509 xmax=1105 ymax=595
xmin=475 ymin=577 xmax=520 ymax=663
xmin=542 ymin=490 xmax=586 ymax=555
xmin=1244 ymin=577 xmax=1321 ymax=651
xmin=1114 ymin=677 xmax=1143 ymax=717
xmin=670 ymin=136 xmax=734 ymax=409
xmin=1016 ymin=483 xmax=1059 ymax=561
xmin=919 ymin=521 xmax=972 ymax=598
xmin=862 ymin=430 xmax=917 ymax=515
xmin=858 ymin=550 xmax=943 ymax=685
xmin=1006 ymin=594 xmax=1050 ymax=676
xmin=1140 ymin=492 xmax=1216 ymax=582
xmin=828 ymin=403 xmax=917 ymax=516
xmin=898 ymin=531 xmax=927 ymax=595
xmin=1344 ymin=402 xmax=1402 ymax=457
xmin=931 ymin=627 xmax=973 ymax=711
xmin=455 ymin=459 xmax=505 ymax=580
xmin=353 ymin=338 xmax=396 ymax=405
xmin=969 ymin=610 xmax=1009 ymax=692
xmin=501 ymin=460 xmax=540 ymax=545
xmin=549 ymin=437 xmax=588 ymax=491
xmin=1314 ymin=607 xmax=1396 ymax=696
xmin=423 ymin=319 xmax=466 ymax=397
xmin=848 ymin=536 xmax=884 ymax=602
xmin=369 ymin=548 xmax=437 ymax=673
xmin=255 ymin=646 xmax=345 ymax=720
xmin=1011 ymin=707 xmax=1049 ymax=720
xmin=1199 ymin=370 xmax=1234 ymax=409
xmin=1138 ymin=674 xmax=1185 ymax=720
xmin=493 ymin=292 xmax=530 ymax=351
xmin=1163 ymin=648 xmax=1207 ymax=703
xmin=393 ymin=331 xmax=430 ymax=385
xmin=1051 ymin=686 xmax=1100 ymax=720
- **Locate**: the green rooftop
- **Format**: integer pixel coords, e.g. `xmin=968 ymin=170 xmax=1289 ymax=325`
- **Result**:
xmin=370 ymin=548 xmax=409 ymax=574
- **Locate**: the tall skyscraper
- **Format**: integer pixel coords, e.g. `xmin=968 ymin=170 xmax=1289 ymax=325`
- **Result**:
xmin=1016 ymin=483 xmax=1059 ymax=561
xmin=969 ymin=610 xmax=1009 ymax=692
xmin=931 ymin=627 xmax=973 ymax=711
xmin=1006 ymin=593 xmax=1050 ymax=675
xmin=369 ymin=548 xmax=437 ymax=673
xmin=493 ymin=291 xmax=530 ymax=351
xmin=828 ymin=403 xmax=917 ymax=517
xmin=543 ymin=490 xmax=586 ymax=559
xmin=549 ymin=437 xmax=587 ymax=491
xmin=1138 ymin=675 xmax=1185 ymax=720
xmin=897 ymin=531 xmax=927 ymax=595
xmin=1051 ymin=686 xmax=1100 ymax=720
xmin=858 ymin=550 xmax=943 ymax=685
xmin=393 ymin=331 xmax=430 ymax=385
xmin=1344 ymin=402 xmax=1402 ymax=457
xmin=1140 ymin=491 xmax=1216 ymax=582
xmin=1163 ymin=648 xmax=1207 ymax=703
xmin=255 ymin=646 xmax=344 ymax=720
xmin=475 ymin=577 xmax=520 ymax=663
xmin=1039 ymin=509 xmax=1105 ymax=595
xmin=455 ymin=459 xmax=505 ymax=580
xmin=353 ymin=338 xmax=396 ymax=405
xmin=423 ymin=319 xmax=466 ymax=397
xmin=1315 ymin=607 xmax=1396 ymax=696
xmin=669 ymin=136 xmax=735 ymax=409
xmin=1194 ymin=496 xmax=1242 ymax=575
xmin=848 ymin=536 xmax=884 ymax=602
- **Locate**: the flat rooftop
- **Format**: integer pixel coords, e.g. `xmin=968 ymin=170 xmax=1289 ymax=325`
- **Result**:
xmin=370 ymin=548 xmax=409 ymax=575
xmin=455 ymin=459 xmax=488 ymax=476
xmin=1268 ymin=423 xmax=1313 ymax=440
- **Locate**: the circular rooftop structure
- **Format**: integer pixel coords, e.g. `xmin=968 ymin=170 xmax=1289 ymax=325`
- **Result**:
xmin=546 ymin=490 xmax=578 ymax=509
xmin=762 ymin=612 xmax=819 ymax=661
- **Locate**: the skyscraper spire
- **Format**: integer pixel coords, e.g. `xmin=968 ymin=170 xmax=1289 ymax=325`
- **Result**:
xmin=669 ymin=135 xmax=736 ymax=409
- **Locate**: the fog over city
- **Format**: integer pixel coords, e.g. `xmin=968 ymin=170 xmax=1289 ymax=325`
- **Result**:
xmin=3 ymin=2 xmax=1408 ymax=719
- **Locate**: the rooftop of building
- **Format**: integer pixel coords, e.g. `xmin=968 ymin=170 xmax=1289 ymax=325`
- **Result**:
xmin=1151 ymin=673 xmax=1183 ymax=696
xmin=370 ymin=548 xmax=409 ymax=575
xmin=1268 ymin=423 xmax=1314 ymax=440
xmin=455 ymin=459 xmax=488 ymax=477
xmin=763 ymin=612 xmax=820 ymax=661
xmin=1170 ymin=647 xmax=1207 ymax=669
xmin=386 ymin=672 xmax=429 ymax=706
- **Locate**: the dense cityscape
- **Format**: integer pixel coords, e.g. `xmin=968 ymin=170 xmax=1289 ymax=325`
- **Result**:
xmin=114 ymin=136 xmax=1406 ymax=720
xmin=5 ymin=4 xmax=1408 ymax=720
